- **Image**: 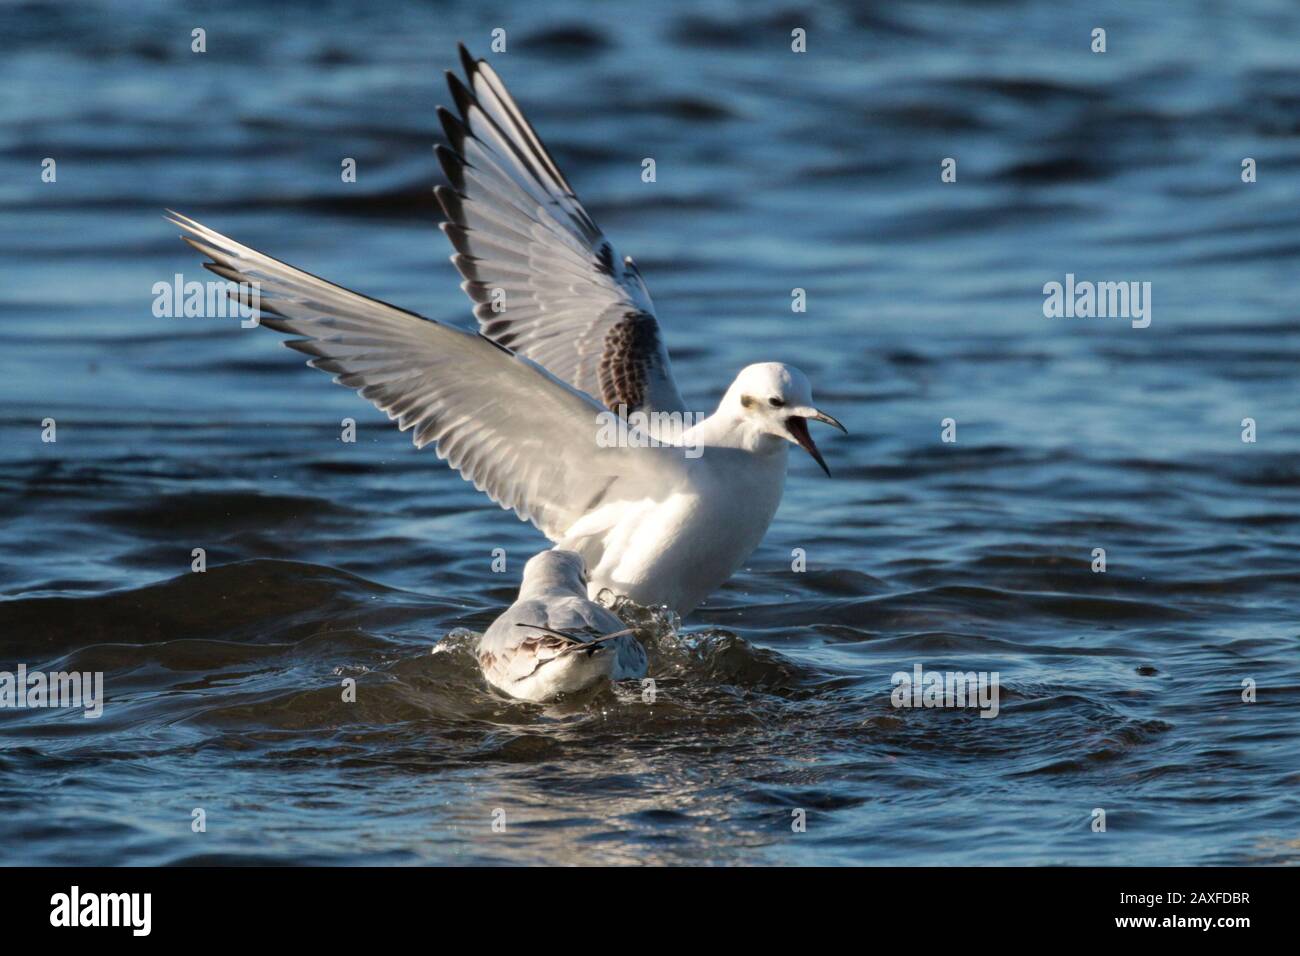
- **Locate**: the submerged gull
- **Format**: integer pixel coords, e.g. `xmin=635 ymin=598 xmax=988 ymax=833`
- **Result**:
xmin=169 ymin=44 xmax=844 ymax=617
xmin=478 ymin=550 xmax=646 ymax=701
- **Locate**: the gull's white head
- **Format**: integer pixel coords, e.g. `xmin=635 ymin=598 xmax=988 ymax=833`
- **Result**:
xmin=721 ymin=362 xmax=846 ymax=476
xmin=520 ymin=548 xmax=588 ymax=596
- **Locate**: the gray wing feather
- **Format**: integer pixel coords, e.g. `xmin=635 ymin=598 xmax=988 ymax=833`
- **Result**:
xmin=436 ymin=44 xmax=686 ymax=415
xmin=167 ymin=211 xmax=676 ymax=541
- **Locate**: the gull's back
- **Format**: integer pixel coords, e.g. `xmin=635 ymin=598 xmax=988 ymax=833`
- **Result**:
xmin=478 ymin=551 xmax=647 ymax=700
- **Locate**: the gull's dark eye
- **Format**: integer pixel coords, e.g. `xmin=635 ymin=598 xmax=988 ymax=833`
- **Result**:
xmin=769 ymin=397 xmax=785 ymax=408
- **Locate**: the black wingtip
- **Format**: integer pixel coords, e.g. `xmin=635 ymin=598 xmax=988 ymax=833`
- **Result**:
xmin=434 ymin=184 xmax=464 ymax=225
xmin=436 ymin=106 xmax=471 ymax=153
xmin=445 ymin=70 xmax=476 ymax=120
xmin=434 ymin=143 xmax=468 ymax=190
xmin=458 ymin=42 xmax=477 ymax=79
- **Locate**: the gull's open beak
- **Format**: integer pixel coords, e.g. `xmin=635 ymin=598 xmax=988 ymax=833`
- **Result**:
xmin=785 ymin=409 xmax=847 ymax=478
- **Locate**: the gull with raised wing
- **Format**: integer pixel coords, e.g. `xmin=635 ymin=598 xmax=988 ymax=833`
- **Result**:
xmin=169 ymin=44 xmax=844 ymax=617
xmin=478 ymin=550 xmax=646 ymax=701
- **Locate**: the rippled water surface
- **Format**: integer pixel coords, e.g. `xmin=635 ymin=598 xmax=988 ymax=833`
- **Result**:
xmin=2 ymin=0 xmax=1298 ymax=865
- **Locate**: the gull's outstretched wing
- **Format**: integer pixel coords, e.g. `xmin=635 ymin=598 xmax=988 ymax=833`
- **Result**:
xmin=436 ymin=44 xmax=687 ymax=415
xmin=167 ymin=212 xmax=677 ymax=540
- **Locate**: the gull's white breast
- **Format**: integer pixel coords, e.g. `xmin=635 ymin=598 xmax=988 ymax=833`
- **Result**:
xmin=562 ymin=445 xmax=788 ymax=615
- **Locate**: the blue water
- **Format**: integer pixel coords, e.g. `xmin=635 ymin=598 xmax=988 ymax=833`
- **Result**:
xmin=1 ymin=0 xmax=1298 ymax=865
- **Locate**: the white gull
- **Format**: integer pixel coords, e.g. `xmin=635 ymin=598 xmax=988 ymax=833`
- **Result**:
xmin=169 ymin=43 xmax=844 ymax=618
xmin=478 ymin=550 xmax=646 ymax=701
